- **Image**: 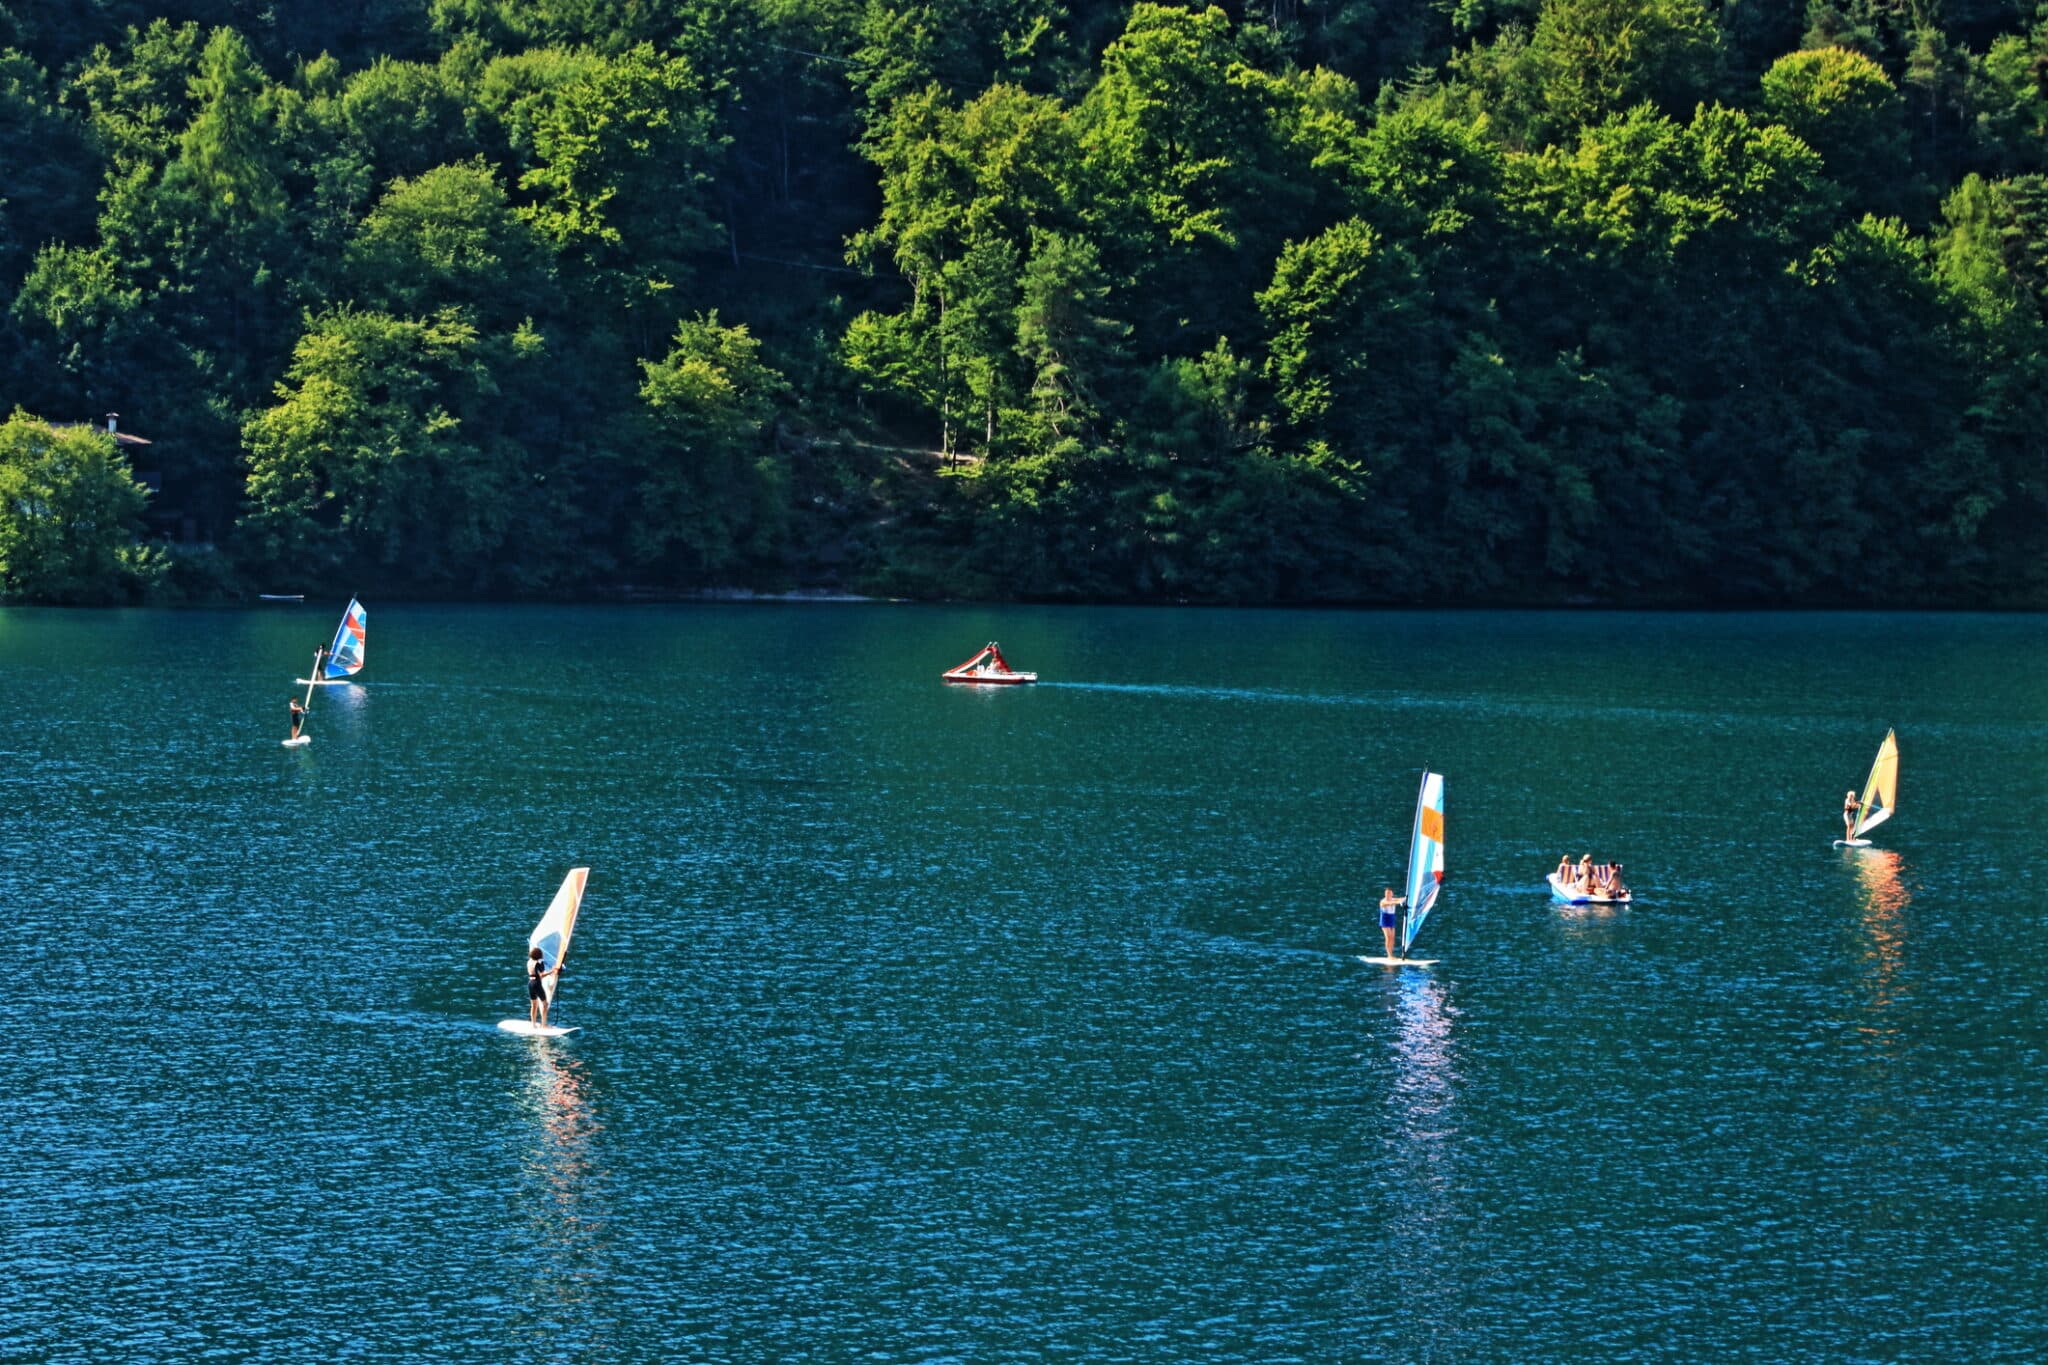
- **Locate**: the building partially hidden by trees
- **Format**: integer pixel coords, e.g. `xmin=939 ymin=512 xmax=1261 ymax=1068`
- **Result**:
xmin=53 ymin=412 xmax=201 ymax=541
xmin=3 ymin=0 xmax=2048 ymax=605
xmin=0 ymin=410 xmax=162 ymax=603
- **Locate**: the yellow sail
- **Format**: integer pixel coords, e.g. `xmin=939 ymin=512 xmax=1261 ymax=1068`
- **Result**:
xmin=1853 ymin=730 xmax=1899 ymax=838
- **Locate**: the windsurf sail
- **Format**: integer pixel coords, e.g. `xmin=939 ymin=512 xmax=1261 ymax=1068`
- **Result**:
xmin=529 ymin=868 xmax=590 ymax=1008
xmin=322 ymin=598 xmax=367 ymax=678
xmin=1401 ymin=771 xmax=1446 ymax=954
xmin=1852 ymin=730 xmax=1899 ymax=839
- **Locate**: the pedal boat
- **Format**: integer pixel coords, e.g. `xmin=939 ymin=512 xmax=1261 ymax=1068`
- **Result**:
xmin=1548 ymin=872 xmax=1632 ymax=905
xmin=942 ymin=642 xmax=1037 ymax=686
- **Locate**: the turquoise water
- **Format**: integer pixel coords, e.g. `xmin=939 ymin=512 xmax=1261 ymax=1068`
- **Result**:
xmin=5 ymin=605 xmax=2046 ymax=1360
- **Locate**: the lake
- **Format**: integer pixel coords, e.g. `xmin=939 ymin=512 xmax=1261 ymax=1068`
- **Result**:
xmin=5 ymin=605 xmax=2045 ymax=1361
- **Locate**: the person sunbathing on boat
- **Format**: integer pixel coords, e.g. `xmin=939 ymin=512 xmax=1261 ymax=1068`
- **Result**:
xmin=1576 ymin=854 xmax=1593 ymax=892
xmin=1555 ymin=855 xmax=1573 ymax=886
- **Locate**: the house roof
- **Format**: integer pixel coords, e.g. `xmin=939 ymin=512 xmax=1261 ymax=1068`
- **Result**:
xmin=53 ymin=423 xmax=152 ymax=447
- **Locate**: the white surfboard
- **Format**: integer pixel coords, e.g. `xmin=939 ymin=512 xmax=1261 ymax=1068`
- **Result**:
xmin=281 ymin=735 xmax=311 ymax=747
xmin=497 ymin=1019 xmax=579 ymax=1037
xmin=1357 ymin=955 xmax=1438 ymax=968
xmin=294 ymin=677 xmax=355 ymax=686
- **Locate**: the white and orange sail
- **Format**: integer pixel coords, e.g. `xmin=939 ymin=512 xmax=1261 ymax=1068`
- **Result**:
xmin=529 ymin=867 xmax=589 ymax=1011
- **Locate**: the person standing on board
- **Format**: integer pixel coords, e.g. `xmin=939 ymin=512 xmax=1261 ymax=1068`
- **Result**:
xmin=1843 ymin=789 xmax=1859 ymax=841
xmin=1379 ymin=887 xmax=1405 ymax=958
xmin=527 ymin=947 xmax=561 ymax=1026
xmin=288 ymin=694 xmax=306 ymax=742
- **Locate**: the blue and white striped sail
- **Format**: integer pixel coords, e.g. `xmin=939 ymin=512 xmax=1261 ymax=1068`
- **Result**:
xmin=1401 ymin=771 xmax=1445 ymax=954
xmin=323 ymin=598 xmax=366 ymax=678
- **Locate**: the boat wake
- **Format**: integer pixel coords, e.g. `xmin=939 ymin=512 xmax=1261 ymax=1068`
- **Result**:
xmin=1046 ymin=681 xmax=1373 ymax=707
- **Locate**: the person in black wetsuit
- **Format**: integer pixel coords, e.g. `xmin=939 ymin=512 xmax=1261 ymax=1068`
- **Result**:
xmin=527 ymin=947 xmax=561 ymax=1025
xmin=288 ymin=695 xmax=306 ymax=741
xmin=1843 ymin=789 xmax=1860 ymax=841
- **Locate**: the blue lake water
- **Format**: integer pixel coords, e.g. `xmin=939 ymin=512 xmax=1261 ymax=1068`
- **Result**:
xmin=4 ymin=605 xmax=2046 ymax=1360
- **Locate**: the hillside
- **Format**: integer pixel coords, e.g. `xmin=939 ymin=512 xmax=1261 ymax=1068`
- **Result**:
xmin=3 ymin=0 xmax=2047 ymax=604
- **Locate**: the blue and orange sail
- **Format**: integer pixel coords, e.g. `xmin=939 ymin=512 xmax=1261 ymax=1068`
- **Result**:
xmin=1402 ymin=771 xmax=1446 ymax=954
xmin=323 ymin=598 xmax=366 ymax=679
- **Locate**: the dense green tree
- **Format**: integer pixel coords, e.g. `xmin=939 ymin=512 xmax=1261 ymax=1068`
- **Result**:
xmin=0 ymin=51 xmax=97 ymax=293
xmin=1760 ymin=46 xmax=1911 ymax=211
xmin=1530 ymin=0 xmax=1720 ymax=134
xmin=169 ymin=25 xmax=286 ymax=225
xmin=0 ymin=0 xmax=2046 ymax=605
xmin=344 ymin=159 xmax=553 ymax=323
xmin=336 ymin=55 xmax=475 ymax=184
xmin=1971 ymin=26 xmax=2048 ymax=176
xmin=0 ymin=408 xmax=163 ymax=602
xmin=631 ymin=311 xmax=789 ymax=575
xmin=241 ymin=307 xmax=539 ymax=585
xmin=518 ymin=42 xmax=728 ymax=335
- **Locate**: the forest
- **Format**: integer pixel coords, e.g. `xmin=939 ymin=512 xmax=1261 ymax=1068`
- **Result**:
xmin=2 ymin=0 xmax=2047 ymax=605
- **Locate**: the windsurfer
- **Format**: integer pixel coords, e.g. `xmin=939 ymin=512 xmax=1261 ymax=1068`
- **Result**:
xmin=527 ymin=948 xmax=561 ymax=1026
xmin=288 ymin=695 xmax=306 ymax=741
xmin=1843 ymin=789 xmax=1859 ymax=841
xmin=1379 ymin=887 xmax=1404 ymax=958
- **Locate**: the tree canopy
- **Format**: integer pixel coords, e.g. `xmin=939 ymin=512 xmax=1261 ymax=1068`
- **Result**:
xmin=2 ymin=0 xmax=2047 ymax=604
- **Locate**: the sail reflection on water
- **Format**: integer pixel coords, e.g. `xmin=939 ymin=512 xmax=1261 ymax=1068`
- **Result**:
xmin=514 ymin=1046 xmax=614 ymax=1349
xmin=1850 ymin=848 xmax=1911 ymax=1056
xmin=1379 ymin=971 xmax=1463 ymax=1358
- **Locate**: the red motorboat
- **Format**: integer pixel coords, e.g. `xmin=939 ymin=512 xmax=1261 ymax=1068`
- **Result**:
xmin=942 ymin=641 xmax=1037 ymax=685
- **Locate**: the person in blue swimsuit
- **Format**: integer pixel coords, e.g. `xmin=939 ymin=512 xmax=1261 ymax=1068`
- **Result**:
xmin=1379 ymin=887 xmax=1405 ymax=958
